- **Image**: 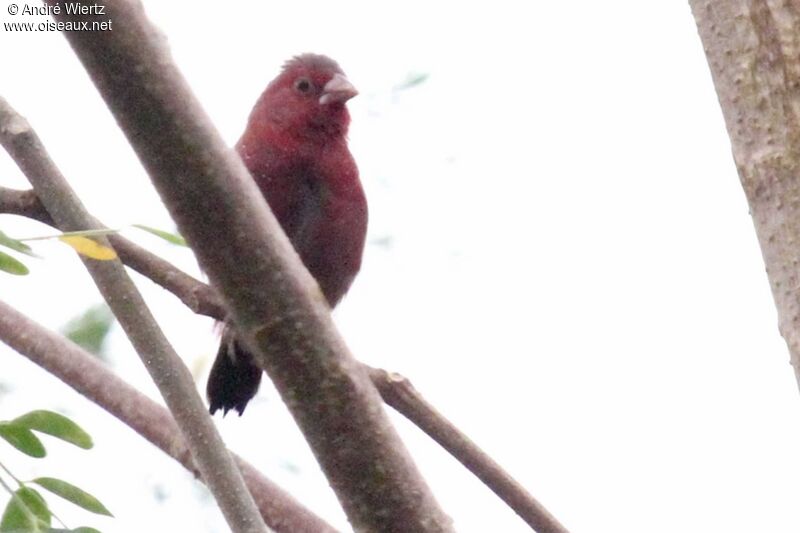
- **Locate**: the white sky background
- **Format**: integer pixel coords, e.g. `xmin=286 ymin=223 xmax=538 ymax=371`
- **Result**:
xmin=1 ymin=1 xmax=799 ymax=532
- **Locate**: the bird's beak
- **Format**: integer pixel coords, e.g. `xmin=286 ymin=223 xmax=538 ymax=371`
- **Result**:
xmin=319 ymin=73 xmax=358 ymax=105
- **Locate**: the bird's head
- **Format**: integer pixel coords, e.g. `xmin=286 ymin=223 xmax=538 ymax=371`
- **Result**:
xmin=255 ymin=54 xmax=358 ymax=143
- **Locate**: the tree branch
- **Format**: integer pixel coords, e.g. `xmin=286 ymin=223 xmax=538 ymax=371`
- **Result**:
xmin=367 ymin=367 xmax=568 ymax=533
xmin=0 ymin=298 xmax=337 ymax=533
xmin=0 ymin=5 xmax=567 ymax=531
xmin=0 ymin=184 xmax=566 ymax=532
xmin=0 ymin=187 xmax=566 ymax=533
xmin=43 ymin=1 xmax=453 ymax=531
xmin=0 ymin=97 xmax=269 ymax=533
xmin=689 ymin=2 xmax=800 ymax=387
xmin=0 ymin=187 xmax=48 ymax=222
xmin=0 ymin=186 xmax=225 ymax=319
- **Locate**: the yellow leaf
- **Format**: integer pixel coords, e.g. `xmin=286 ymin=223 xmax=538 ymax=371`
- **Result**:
xmin=59 ymin=236 xmax=118 ymax=260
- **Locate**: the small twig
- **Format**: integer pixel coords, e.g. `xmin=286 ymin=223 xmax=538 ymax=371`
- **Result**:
xmin=0 ymin=461 xmax=72 ymax=530
xmin=0 ymin=462 xmax=70 ymax=530
xmin=0 ymin=298 xmax=338 ymax=533
xmin=18 ymin=227 xmax=123 ymax=241
xmin=0 ymin=96 xmax=269 ymax=533
xmin=368 ymin=367 xmax=568 ymax=533
xmin=0 ymin=471 xmax=41 ymax=528
xmin=0 ymin=471 xmax=16 ymax=497
xmin=0 ymin=461 xmax=22 ymax=487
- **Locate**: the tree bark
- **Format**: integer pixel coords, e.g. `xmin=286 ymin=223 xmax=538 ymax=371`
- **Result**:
xmin=43 ymin=1 xmax=453 ymax=530
xmin=0 ymin=96 xmax=270 ymax=533
xmin=690 ymin=1 xmax=800 ymax=386
xmin=0 ymin=183 xmax=567 ymax=531
xmin=0 ymin=298 xmax=337 ymax=533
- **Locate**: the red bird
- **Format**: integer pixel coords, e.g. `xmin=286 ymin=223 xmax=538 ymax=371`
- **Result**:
xmin=207 ymin=54 xmax=368 ymax=415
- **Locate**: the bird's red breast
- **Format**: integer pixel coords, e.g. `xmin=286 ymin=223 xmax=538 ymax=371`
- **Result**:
xmin=237 ymin=53 xmax=367 ymax=306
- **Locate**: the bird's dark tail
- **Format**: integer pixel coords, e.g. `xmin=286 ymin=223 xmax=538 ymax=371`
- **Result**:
xmin=207 ymin=327 xmax=262 ymax=416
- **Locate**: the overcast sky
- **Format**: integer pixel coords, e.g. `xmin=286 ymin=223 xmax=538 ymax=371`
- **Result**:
xmin=2 ymin=2 xmax=799 ymax=532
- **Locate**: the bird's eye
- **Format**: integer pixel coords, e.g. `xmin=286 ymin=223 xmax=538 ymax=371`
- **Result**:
xmin=294 ymin=78 xmax=312 ymax=93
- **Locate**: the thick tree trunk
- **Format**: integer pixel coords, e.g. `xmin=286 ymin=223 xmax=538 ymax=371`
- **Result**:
xmin=690 ymin=1 xmax=800 ymax=386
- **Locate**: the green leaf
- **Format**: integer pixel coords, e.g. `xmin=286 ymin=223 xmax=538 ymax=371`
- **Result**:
xmin=0 ymin=231 xmax=35 ymax=257
xmin=395 ymin=72 xmax=429 ymax=90
xmin=70 ymin=528 xmax=103 ymax=533
xmin=12 ymin=411 xmax=92 ymax=450
xmin=132 ymin=224 xmax=187 ymax=246
xmin=0 ymin=250 xmax=29 ymax=276
xmin=31 ymin=478 xmax=112 ymax=517
xmin=62 ymin=305 xmax=114 ymax=356
xmin=0 ymin=487 xmax=50 ymax=532
xmin=0 ymin=422 xmax=46 ymax=458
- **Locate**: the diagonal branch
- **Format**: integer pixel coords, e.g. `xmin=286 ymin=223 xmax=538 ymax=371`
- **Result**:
xmin=1 ymin=183 xmax=568 ymax=533
xmin=0 ymin=184 xmax=567 ymax=532
xmin=0 ymin=97 xmax=269 ymax=533
xmin=368 ymin=367 xmax=566 ymax=533
xmin=44 ymin=1 xmax=453 ymax=531
xmin=0 ymin=298 xmax=337 ymax=533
